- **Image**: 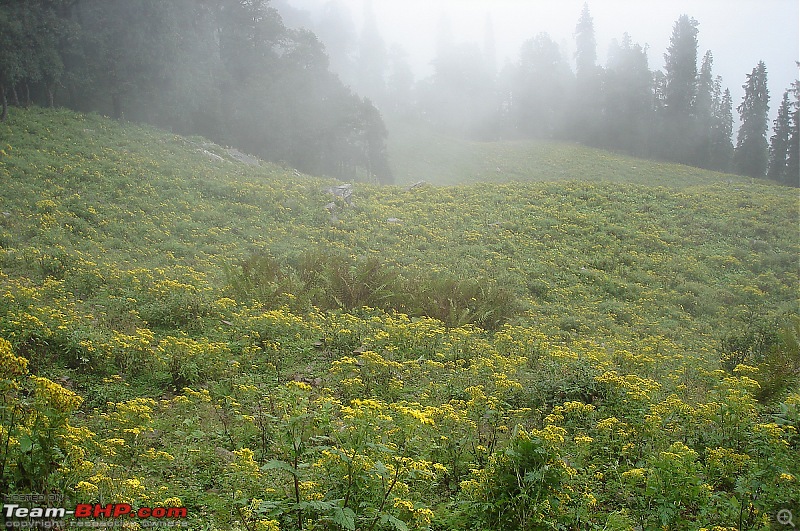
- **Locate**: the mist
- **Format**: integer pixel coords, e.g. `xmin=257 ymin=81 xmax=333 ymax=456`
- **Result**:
xmin=3 ymin=0 xmax=796 ymax=183
xmin=279 ymin=0 xmax=797 ymax=116
xmin=274 ymin=0 xmax=798 ymax=177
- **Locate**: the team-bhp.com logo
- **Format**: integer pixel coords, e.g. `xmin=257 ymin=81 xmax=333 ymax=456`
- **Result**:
xmin=3 ymin=497 xmax=188 ymax=528
xmin=72 ymin=503 xmax=187 ymax=519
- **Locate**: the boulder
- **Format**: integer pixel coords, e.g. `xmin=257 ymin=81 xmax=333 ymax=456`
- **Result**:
xmin=325 ymin=183 xmax=353 ymax=206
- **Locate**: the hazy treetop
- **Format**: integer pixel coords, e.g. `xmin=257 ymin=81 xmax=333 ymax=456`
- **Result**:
xmin=283 ymin=0 xmax=798 ymax=124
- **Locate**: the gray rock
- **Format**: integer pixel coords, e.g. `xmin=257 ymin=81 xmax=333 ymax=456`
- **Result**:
xmin=200 ymin=149 xmax=224 ymax=163
xmin=226 ymin=148 xmax=260 ymax=166
xmin=325 ymin=183 xmax=354 ymax=206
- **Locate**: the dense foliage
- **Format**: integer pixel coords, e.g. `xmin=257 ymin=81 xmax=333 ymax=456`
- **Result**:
xmin=1 ymin=108 xmax=798 ymax=529
xmin=768 ymin=80 xmax=800 ymax=187
xmin=0 ymin=0 xmax=391 ymax=183
xmin=735 ymin=62 xmax=771 ymax=180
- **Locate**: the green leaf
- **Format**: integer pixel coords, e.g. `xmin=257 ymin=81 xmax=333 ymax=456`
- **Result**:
xmin=294 ymin=500 xmax=334 ymax=512
xmin=381 ymin=514 xmax=409 ymax=531
xmin=255 ymin=500 xmax=284 ymax=517
xmin=18 ymin=434 xmax=33 ymax=453
xmin=261 ymin=459 xmax=298 ymax=477
xmin=332 ymin=507 xmax=356 ymax=530
xmin=374 ymin=460 xmax=389 ymax=476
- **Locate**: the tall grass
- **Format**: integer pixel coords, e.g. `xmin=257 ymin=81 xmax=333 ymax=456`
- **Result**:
xmin=224 ymin=249 xmax=522 ymax=330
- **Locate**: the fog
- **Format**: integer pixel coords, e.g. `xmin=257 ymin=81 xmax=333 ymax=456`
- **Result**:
xmin=280 ymin=0 xmax=799 ymax=129
xmin=6 ymin=0 xmax=793 ymax=181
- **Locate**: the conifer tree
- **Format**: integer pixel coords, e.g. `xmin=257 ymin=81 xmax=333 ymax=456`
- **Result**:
xmin=316 ymin=1 xmax=358 ymax=86
xmin=570 ymin=3 xmax=602 ymax=144
xmin=574 ymin=3 xmax=596 ymax=79
xmin=516 ymin=33 xmax=572 ymax=139
xmin=602 ymin=34 xmax=652 ymax=155
xmin=386 ymin=44 xmax=414 ymax=113
xmin=735 ymin=61 xmax=770 ymax=178
xmin=664 ymin=15 xmax=699 ymax=117
xmin=696 ymin=51 xmax=715 ymax=121
xmin=356 ymin=0 xmax=387 ymax=104
xmin=708 ymin=80 xmax=734 ymax=172
xmin=652 ymin=71 xmax=668 ymax=113
xmin=785 ymin=78 xmax=800 ymax=186
xmin=768 ymin=91 xmax=792 ymax=182
xmin=660 ymin=14 xmax=699 ymax=163
xmin=694 ymin=51 xmax=715 ymax=167
xmin=0 ymin=1 xmax=66 ymax=120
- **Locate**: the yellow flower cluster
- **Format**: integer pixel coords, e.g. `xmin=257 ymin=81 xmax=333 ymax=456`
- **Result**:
xmin=30 ymin=375 xmax=83 ymax=412
xmin=0 ymin=337 xmax=28 ymax=377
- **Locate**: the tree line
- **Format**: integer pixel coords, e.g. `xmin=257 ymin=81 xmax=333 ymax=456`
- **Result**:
xmin=426 ymin=8 xmax=799 ymax=185
xmin=1 ymin=1 xmax=797 ymax=186
xmin=0 ymin=0 xmax=393 ymax=183
xmin=309 ymin=3 xmax=798 ymax=186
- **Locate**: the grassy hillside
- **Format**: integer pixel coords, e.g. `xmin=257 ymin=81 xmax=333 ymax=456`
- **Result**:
xmin=386 ymin=117 xmax=751 ymax=187
xmin=0 ymin=107 xmax=798 ymax=530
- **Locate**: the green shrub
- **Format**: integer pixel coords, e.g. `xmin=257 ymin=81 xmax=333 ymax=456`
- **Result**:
xmin=227 ymin=250 xmax=522 ymax=330
xmin=137 ymin=281 xmax=213 ymax=332
xmin=0 ymin=337 xmax=88 ymax=496
xmin=157 ymin=336 xmax=230 ymax=388
xmin=756 ymin=316 xmax=800 ymax=402
xmin=410 ymin=275 xmax=521 ymax=330
xmin=720 ymin=313 xmax=800 ymax=402
xmin=461 ymin=427 xmax=569 ymax=530
xmin=223 ymin=252 xmax=300 ymax=309
xmin=318 ymin=254 xmax=402 ymax=311
xmin=720 ymin=313 xmax=779 ymax=370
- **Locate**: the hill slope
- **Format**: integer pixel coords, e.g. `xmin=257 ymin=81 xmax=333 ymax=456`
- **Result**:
xmin=0 ymin=108 xmax=798 ymax=529
xmin=386 ymin=117 xmax=751 ymax=187
xmin=0 ymin=108 xmax=794 ymax=343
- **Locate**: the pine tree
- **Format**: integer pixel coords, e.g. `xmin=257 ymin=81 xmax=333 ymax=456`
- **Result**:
xmin=660 ymin=14 xmax=699 ymax=163
xmin=785 ymin=78 xmax=800 ymax=186
xmin=735 ymin=61 xmax=770 ymax=178
xmin=708 ymin=80 xmax=734 ymax=172
xmin=0 ymin=4 xmax=25 ymax=120
xmin=652 ymin=71 xmax=668 ymax=113
xmin=693 ymin=50 xmax=715 ymax=167
xmin=570 ymin=3 xmax=602 ymax=144
xmin=516 ymin=33 xmax=573 ymax=139
xmin=574 ymin=3 xmax=596 ymax=79
xmin=356 ymin=0 xmax=387 ymax=104
xmin=664 ymin=15 xmax=699 ymax=117
xmin=602 ymin=34 xmax=652 ymax=155
xmin=696 ymin=51 xmax=714 ymax=121
xmin=316 ymin=1 xmax=358 ymax=86
xmin=358 ymin=98 xmax=393 ymax=184
xmin=386 ymin=44 xmax=414 ymax=113
xmin=0 ymin=1 xmax=67 ymax=120
xmin=767 ymin=90 xmax=792 ymax=182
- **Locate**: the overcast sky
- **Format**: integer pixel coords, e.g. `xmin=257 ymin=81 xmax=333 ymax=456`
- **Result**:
xmin=285 ymin=0 xmax=799 ymax=124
